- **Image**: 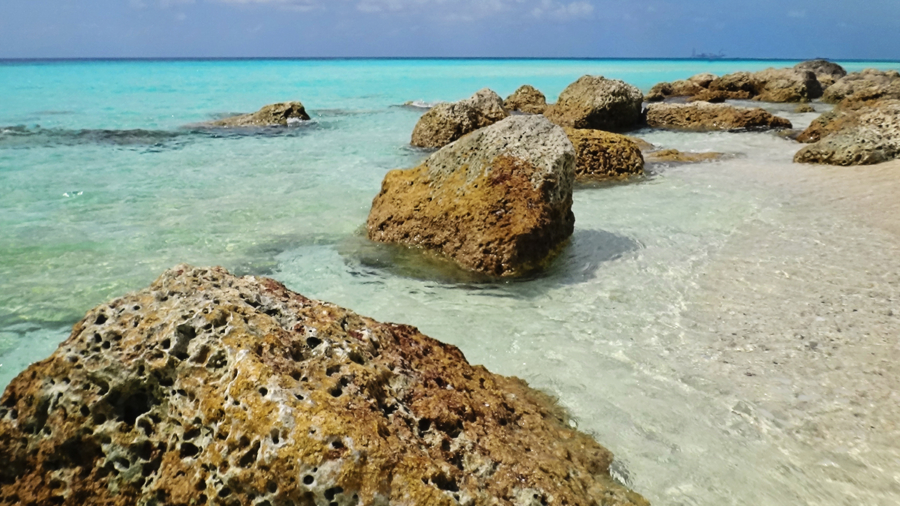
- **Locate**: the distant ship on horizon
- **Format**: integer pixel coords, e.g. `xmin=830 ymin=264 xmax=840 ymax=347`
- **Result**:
xmin=691 ymin=48 xmax=726 ymax=59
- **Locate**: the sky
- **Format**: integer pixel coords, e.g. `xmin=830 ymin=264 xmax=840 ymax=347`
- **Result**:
xmin=1 ymin=0 xmax=898 ymax=59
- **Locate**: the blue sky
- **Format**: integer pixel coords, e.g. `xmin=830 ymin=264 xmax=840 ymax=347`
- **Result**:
xmin=1 ymin=0 xmax=898 ymax=59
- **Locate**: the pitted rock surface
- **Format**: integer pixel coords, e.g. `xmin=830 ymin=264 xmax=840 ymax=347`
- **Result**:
xmin=822 ymin=69 xmax=900 ymax=104
xmin=410 ymin=89 xmax=509 ymax=148
xmin=543 ymin=75 xmax=643 ymax=131
xmin=645 ymin=102 xmax=792 ymax=132
xmin=0 ymin=265 xmax=649 ymax=506
xmin=503 ymin=85 xmax=547 ymax=114
xmin=564 ymin=128 xmax=644 ymax=181
xmin=206 ymin=102 xmax=311 ymax=127
xmin=369 ymin=115 xmax=576 ymax=277
xmin=794 ymin=100 xmax=900 ymax=166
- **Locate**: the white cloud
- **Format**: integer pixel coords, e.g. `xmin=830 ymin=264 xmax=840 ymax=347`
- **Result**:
xmin=531 ymin=0 xmax=595 ymax=21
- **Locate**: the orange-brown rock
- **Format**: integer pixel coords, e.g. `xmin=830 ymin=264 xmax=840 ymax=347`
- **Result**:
xmin=794 ymin=60 xmax=847 ymax=85
xmin=410 ymin=89 xmax=509 ymax=148
xmin=687 ymin=90 xmax=732 ymax=103
xmin=796 ymin=110 xmax=852 ymax=143
xmin=644 ymin=149 xmax=726 ymax=164
xmin=822 ymin=69 xmax=900 ymax=104
xmin=206 ymin=101 xmax=311 ymax=127
xmin=0 ymin=265 xmax=650 ymax=506
xmin=543 ymin=75 xmax=643 ymax=131
xmin=708 ymin=71 xmax=758 ymax=98
xmin=646 ymin=80 xmax=705 ymax=102
xmin=503 ymin=85 xmax=547 ymax=114
xmin=564 ymin=128 xmax=644 ymax=181
xmin=369 ymin=115 xmax=576 ymax=277
xmin=751 ymin=68 xmax=822 ymax=103
xmin=794 ymin=100 xmax=900 ymax=165
xmin=645 ymin=102 xmax=792 ymax=132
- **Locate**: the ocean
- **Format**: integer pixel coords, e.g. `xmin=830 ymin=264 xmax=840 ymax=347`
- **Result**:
xmin=2 ymin=58 xmax=900 ymax=505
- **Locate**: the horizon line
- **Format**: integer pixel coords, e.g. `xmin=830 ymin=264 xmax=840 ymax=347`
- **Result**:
xmin=2 ymin=56 xmax=900 ymax=63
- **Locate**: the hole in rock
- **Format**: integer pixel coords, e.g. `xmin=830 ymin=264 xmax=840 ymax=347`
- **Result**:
xmin=184 ymin=428 xmax=201 ymax=440
xmin=239 ymin=441 xmax=260 ymax=468
xmin=324 ymin=487 xmax=343 ymax=501
xmin=431 ymin=473 xmax=459 ymax=492
xmin=326 ymin=366 xmax=340 ymax=377
xmin=303 ymin=475 xmax=314 ymax=485
xmin=306 ymin=337 xmax=322 ymax=349
xmin=180 ymin=442 xmax=200 ymax=458
xmin=161 ymin=339 xmax=171 ymax=350
xmin=266 ymin=481 xmax=278 ymax=493
xmin=270 ymin=429 xmax=280 ymax=445
xmin=329 ymin=386 xmax=343 ymax=398
xmin=258 ymin=387 xmax=268 ymax=396
xmin=418 ymin=418 xmax=431 ymax=432
xmin=95 ymin=314 xmax=107 ymax=325
xmin=331 ymin=440 xmax=345 ymax=450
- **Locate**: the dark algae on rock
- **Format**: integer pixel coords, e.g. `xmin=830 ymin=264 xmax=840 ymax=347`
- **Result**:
xmin=0 ymin=265 xmax=648 ymax=506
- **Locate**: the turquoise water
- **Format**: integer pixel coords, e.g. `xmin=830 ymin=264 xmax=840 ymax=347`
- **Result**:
xmin=3 ymin=59 xmax=900 ymax=505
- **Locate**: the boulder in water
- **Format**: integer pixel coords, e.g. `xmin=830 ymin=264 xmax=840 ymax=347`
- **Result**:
xmin=410 ymin=89 xmax=509 ymax=148
xmin=503 ymin=85 xmax=548 ymax=114
xmin=543 ymin=75 xmax=643 ymax=131
xmin=822 ymin=69 xmax=900 ymax=104
xmin=645 ymin=102 xmax=792 ymax=131
xmin=751 ymin=68 xmax=823 ymax=103
xmin=794 ymin=100 xmax=900 ymax=165
xmin=794 ymin=59 xmax=847 ymax=88
xmin=207 ymin=101 xmax=311 ymax=127
xmin=564 ymin=128 xmax=644 ymax=181
xmin=369 ymin=115 xmax=575 ymax=277
xmin=0 ymin=265 xmax=650 ymax=506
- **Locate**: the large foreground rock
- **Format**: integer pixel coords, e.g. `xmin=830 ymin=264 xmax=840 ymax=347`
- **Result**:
xmin=369 ymin=115 xmax=575 ymax=277
xmin=0 ymin=265 xmax=649 ymax=506
xmin=795 ymin=100 xmax=900 ymax=165
xmin=564 ymin=128 xmax=644 ymax=180
xmin=645 ymin=102 xmax=792 ymax=131
xmin=503 ymin=85 xmax=547 ymax=114
xmin=410 ymin=89 xmax=509 ymax=148
xmin=543 ymin=75 xmax=643 ymax=131
xmin=206 ymin=101 xmax=311 ymax=127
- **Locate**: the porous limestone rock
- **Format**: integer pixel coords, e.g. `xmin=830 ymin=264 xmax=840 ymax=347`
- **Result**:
xmin=643 ymin=149 xmax=726 ymax=164
xmin=794 ymin=104 xmax=816 ymax=113
xmin=796 ymin=110 xmax=851 ymax=143
xmin=707 ymin=72 xmax=758 ymax=99
xmin=564 ymin=128 xmax=644 ymax=181
xmin=794 ymin=100 xmax=900 ymax=165
xmin=369 ymin=115 xmax=576 ymax=277
xmin=794 ymin=60 xmax=847 ymax=86
xmin=410 ymin=89 xmax=509 ymax=148
xmin=0 ymin=265 xmax=650 ymax=506
xmin=687 ymin=90 xmax=730 ymax=103
xmin=645 ymin=102 xmax=792 ymax=132
xmin=646 ymin=80 xmax=705 ymax=102
xmin=207 ymin=102 xmax=311 ymax=127
xmin=822 ymin=69 xmax=900 ymax=104
xmin=751 ymin=68 xmax=823 ymax=103
xmin=687 ymin=72 xmax=718 ymax=88
xmin=503 ymin=85 xmax=547 ymax=114
xmin=543 ymin=75 xmax=643 ymax=131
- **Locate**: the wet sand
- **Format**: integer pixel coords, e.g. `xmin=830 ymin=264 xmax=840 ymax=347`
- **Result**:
xmin=676 ymin=159 xmax=900 ymax=504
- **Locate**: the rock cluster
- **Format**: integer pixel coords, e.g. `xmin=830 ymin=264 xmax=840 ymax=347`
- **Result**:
xmin=543 ymin=75 xmax=644 ymax=131
xmin=503 ymin=85 xmax=548 ymax=114
xmin=794 ymin=100 xmax=900 ymax=166
xmin=647 ymin=61 xmax=843 ymax=103
xmin=369 ymin=115 xmax=576 ymax=277
xmin=0 ymin=265 xmax=650 ymax=506
xmin=206 ymin=102 xmax=311 ymax=127
xmin=410 ymin=89 xmax=509 ymax=148
xmin=564 ymin=128 xmax=644 ymax=180
xmin=645 ymin=102 xmax=792 ymax=131
xmin=822 ymin=69 xmax=900 ymax=108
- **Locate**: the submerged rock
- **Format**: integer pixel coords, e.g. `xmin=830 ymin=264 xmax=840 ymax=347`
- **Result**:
xmin=645 ymin=102 xmax=792 ymax=132
xmin=543 ymin=75 xmax=643 ymax=131
xmin=369 ymin=115 xmax=575 ymax=277
xmin=410 ymin=89 xmax=509 ymax=148
xmin=794 ymin=100 xmax=900 ymax=165
xmin=206 ymin=101 xmax=311 ymax=127
xmin=0 ymin=265 xmax=649 ymax=506
xmin=644 ymin=149 xmax=727 ymax=164
xmin=564 ymin=128 xmax=644 ymax=181
xmin=503 ymin=85 xmax=548 ymax=114
xmin=794 ymin=104 xmax=816 ymax=113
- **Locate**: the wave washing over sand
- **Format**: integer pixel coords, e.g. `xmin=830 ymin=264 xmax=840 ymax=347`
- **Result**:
xmin=1 ymin=59 xmax=900 ymax=505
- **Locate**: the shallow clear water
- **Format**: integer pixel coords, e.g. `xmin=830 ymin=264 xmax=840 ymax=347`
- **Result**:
xmin=2 ymin=59 xmax=900 ymax=505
